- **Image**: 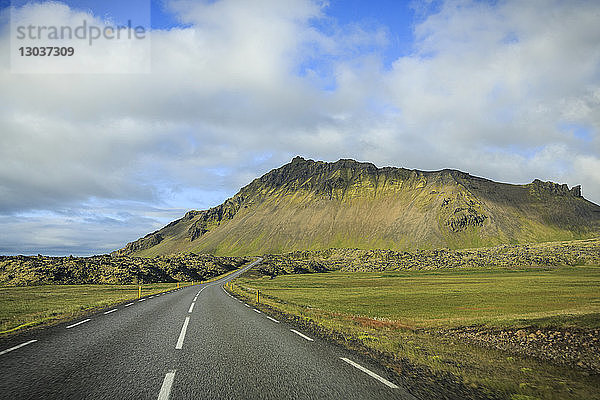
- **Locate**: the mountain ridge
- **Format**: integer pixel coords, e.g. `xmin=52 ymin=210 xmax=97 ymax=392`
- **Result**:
xmin=114 ymin=156 xmax=600 ymax=257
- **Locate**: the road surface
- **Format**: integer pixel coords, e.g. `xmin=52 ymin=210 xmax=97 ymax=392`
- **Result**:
xmin=0 ymin=259 xmax=416 ymax=399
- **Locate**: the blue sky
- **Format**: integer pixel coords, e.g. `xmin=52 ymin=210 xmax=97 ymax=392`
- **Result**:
xmin=315 ymin=0 xmax=417 ymax=63
xmin=1 ymin=0 xmax=599 ymax=255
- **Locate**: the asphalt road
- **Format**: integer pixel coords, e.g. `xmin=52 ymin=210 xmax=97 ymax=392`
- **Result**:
xmin=0 ymin=259 xmax=416 ymax=399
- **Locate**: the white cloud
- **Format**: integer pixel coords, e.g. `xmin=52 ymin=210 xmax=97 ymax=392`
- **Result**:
xmin=383 ymin=0 xmax=600 ymax=192
xmin=573 ymin=155 xmax=600 ymax=200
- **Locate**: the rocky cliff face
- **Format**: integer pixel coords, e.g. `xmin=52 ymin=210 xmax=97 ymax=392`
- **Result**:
xmin=114 ymin=157 xmax=600 ymax=257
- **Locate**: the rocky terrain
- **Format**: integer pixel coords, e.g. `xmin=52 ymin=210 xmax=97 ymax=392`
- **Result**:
xmin=115 ymin=157 xmax=600 ymax=257
xmin=434 ymin=326 xmax=600 ymax=374
xmin=0 ymin=254 xmax=250 ymax=285
xmin=255 ymin=237 xmax=600 ymax=276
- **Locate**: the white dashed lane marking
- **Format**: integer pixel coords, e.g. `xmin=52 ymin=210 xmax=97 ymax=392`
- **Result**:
xmin=157 ymin=370 xmax=176 ymax=400
xmin=175 ymin=317 xmax=190 ymax=350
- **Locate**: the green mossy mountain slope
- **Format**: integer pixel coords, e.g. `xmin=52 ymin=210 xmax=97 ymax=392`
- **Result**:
xmin=114 ymin=157 xmax=600 ymax=257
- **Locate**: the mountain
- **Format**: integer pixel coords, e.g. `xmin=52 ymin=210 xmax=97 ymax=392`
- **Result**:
xmin=114 ymin=157 xmax=600 ymax=257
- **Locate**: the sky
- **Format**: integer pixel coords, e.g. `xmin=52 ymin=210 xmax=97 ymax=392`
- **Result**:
xmin=0 ymin=0 xmax=599 ymax=256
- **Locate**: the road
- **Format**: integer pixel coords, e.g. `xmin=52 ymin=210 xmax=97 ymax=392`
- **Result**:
xmin=0 ymin=259 xmax=416 ymax=399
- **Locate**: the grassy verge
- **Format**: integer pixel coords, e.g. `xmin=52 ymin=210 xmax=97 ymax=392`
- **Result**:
xmin=0 ymin=282 xmax=194 ymax=336
xmin=229 ymin=266 xmax=600 ymax=399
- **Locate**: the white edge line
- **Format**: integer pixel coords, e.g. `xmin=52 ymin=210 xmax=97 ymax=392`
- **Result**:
xmin=290 ymin=329 xmax=314 ymax=341
xmin=66 ymin=318 xmax=91 ymax=329
xmin=188 ymin=302 xmax=195 ymax=313
xmin=0 ymin=339 xmax=37 ymax=356
xmin=103 ymin=309 xmax=118 ymax=315
xmin=266 ymin=316 xmax=279 ymax=323
xmin=124 ymin=303 xmax=134 ymax=307
xmin=157 ymin=370 xmax=176 ymax=400
xmin=175 ymin=317 xmax=190 ymax=349
xmin=340 ymin=357 xmax=399 ymax=389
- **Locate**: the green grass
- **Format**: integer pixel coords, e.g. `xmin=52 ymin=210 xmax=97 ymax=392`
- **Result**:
xmin=239 ymin=266 xmax=600 ymax=329
xmin=0 ymin=282 xmax=190 ymax=335
xmin=232 ymin=266 xmax=600 ymax=399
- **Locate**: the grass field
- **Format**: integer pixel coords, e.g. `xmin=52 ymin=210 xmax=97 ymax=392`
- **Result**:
xmin=232 ymin=266 xmax=600 ymax=399
xmin=239 ymin=266 xmax=600 ymax=329
xmin=0 ymin=282 xmax=190 ymax=335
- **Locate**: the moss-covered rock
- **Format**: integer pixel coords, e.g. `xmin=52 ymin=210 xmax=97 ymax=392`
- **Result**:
xmin=0 ymin=254 xmax=250 ymax=285
xmin=257 ymin=237 xmax=600 ymax=276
